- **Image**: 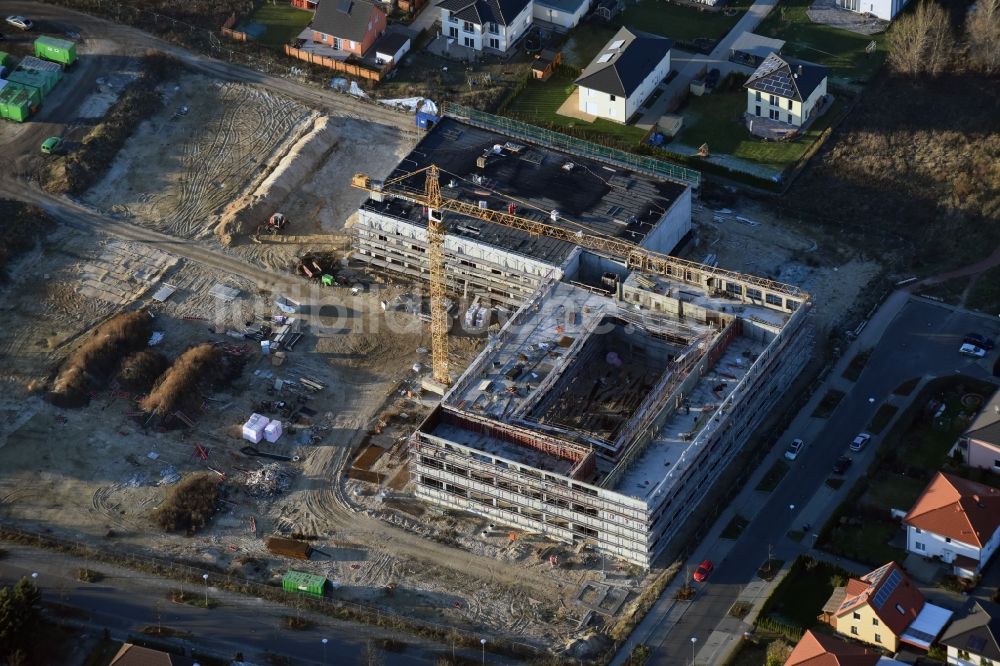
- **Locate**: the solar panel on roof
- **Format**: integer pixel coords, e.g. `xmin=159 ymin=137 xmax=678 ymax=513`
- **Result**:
xmin=337 ymin=0 xmax=353 ymax=12
xmin=610 ymin=39 xmax=625 ymax=49
xmin=597 ymin=53 xmax=613 ymax=63
xmin=873 ymin=569 xmax=902 ymax=609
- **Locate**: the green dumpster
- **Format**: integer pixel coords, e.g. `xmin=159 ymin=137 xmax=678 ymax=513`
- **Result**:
xmin=321 ymin=274 xmax=334 ymax=287
xmin=34 ymin=36 xmax=77 ymax=66
xmin=282 ymin=570 xmax=327 ymax=598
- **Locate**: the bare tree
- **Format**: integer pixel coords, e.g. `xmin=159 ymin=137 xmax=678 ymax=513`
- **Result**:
xmin=966 ymin=0 xmax=1000 ymax=73
xmin=888 ymin=0 xmax=953 ymax=75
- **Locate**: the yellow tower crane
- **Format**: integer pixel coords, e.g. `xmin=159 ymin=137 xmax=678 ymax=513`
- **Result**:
xmin=351 ymin=166 xmax=806 ymax=386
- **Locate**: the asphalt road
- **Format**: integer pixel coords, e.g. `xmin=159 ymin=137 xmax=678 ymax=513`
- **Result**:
xmin=0 ymin=543 xmax=490 ymax=665
xmin=648 ymin=298 xmax=1000 ymax=664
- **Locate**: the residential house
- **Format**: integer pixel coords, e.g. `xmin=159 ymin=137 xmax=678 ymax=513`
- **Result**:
xmin=437 ymin=0 xmax=533 ymax=52
xmin=109 ymin=643 xmax=197 ymax=666
xmin=958 ymin=389 xmax=1000 ymax=472
xmin=940 ymin=600 xmax=1000 ymax=666
xmin=904 ymin=471 xmax=1000 ymax=578
xmin=785 ymin=629 xmax=906 ymax=665
xmin=822 ymin=561 xmax=952 ymax=652
xmin=744 ymin=52 xmax=828 ymax=127
xmin=835 ymin=0 xmax=910 ymax=22
xmin=306 ymin=0 xmax=387 ymax=57
xmin=533 ymin=0 xmax=590 ymax=29
xmin=574 ymin=27 xmax=672 ymax=123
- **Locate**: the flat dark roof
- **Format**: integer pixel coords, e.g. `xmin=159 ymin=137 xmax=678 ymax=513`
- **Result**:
xmin=369 ymin=117 xmax=687 ymax=264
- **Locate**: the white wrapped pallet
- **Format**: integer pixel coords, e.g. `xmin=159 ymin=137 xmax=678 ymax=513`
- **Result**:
xmin=242 ymin=413 xmax=270 ymax=443
xmin=264 ymin=420 xmax=283 ymax=443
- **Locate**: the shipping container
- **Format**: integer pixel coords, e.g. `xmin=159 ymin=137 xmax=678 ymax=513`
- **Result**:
xmin=0 ymin=85 xmax=34 ymax=122
xmin=7 ymin=67 xmax=58 ymax=99
xmin=282 ymin=570 xmax=327 ymax=597
xmin=34 ymin=36 xmax=77 ymax=66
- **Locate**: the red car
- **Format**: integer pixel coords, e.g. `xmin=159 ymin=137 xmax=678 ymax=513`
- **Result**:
xmin=693 ymin=559 xmax=714 ymax=582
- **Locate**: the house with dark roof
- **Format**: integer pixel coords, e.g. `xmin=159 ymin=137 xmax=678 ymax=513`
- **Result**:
xmin=959 ymin=388 xmax=1000 ymax=473
xmin=784 ymin=629 xmax=904 ymax=666
xmin=904 ymin=471 xmax=1000 ymax=578
xmin=822 ymin=561 xmax=952 ymax=652
xmin=533 ymin=0 xmax=590 ymax=29
xmin=304 ymin=0 xmax=386 ymax=57
xmin=744 ymin=52 xmax=828 ymax=128
xmin=574 ymin=27 xmax=672 ymax=123
xmin=437 ymin=0 xmax=533 ymax=52
xmin=940 ymin=600 xmax=1000 ymax=666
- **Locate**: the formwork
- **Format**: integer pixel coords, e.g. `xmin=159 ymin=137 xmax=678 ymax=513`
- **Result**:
xmin=282 ymin=570 xmax=327 ymax=597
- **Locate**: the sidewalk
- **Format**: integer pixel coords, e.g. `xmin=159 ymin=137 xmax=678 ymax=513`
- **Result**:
xmin=611 ymin=291 xmax=914 ymax=666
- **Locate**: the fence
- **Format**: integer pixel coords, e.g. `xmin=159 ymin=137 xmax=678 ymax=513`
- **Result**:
xmin=0 ymin=524 xmax=541 ymax=660
xmin=445 ymin=102 xmax=702 ymax=188
xmin=220 ymin=12 xmax=248 ymax=42
xmin=284 ymin=45 xmax=387 ymax=81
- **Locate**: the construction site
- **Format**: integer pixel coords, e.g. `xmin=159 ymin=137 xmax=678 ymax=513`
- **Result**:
xmin=0 ymin=14 xmax=882 ymax=654
xmin=349 ymin=113 xmax=814 ymax=567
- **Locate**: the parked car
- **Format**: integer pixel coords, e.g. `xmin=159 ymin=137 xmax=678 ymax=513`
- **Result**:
xmin=5 ymin=16 xmax=33 ymax=30
xmin=850 ymin=432 xmax=871 ymax=452
xmin=705 ymin=68 xmax=721 ymax=90
xmin=960 ymin=343 xmax=987 ymax=358
xmin=40 ymin=137 xmax=62 ymax=155
xmin=832 ymin=455 xmax=853 ymax=474
xmin=965 ymin=333 xmax=995 ymax=350
xmin=784 ymin=438 xmax=805 ymax=461
xmin=693 ymin=559 xmax=714 ymax=582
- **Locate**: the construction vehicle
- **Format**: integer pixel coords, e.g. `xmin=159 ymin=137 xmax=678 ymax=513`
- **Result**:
xmin=351 ymin=165 xmax=804 ymax=387
xmin=252 ymin=213 xmax=289 ymax=243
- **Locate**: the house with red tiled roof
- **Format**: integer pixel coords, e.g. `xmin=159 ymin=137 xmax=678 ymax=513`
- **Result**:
xmin=821 ymin=562 xmax=952 ymax=652
xmin=784 ymin=630 xmax=882 ymax=666
xmin=903 ymin=471 xmax=1000 ymax=578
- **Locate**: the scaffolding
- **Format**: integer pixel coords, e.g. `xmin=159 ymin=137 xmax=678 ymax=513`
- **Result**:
xmin=445 ymin=103 xmax=702 ymax=189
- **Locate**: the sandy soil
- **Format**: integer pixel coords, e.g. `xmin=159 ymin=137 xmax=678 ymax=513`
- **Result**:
xmin=684 ymin=198 xmax=880 ymax=331
xmin=86 ymin=75 xmax=317 ymax=240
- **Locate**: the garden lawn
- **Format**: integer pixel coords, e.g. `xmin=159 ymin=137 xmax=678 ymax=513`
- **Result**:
xmin=677 ymin=90 xmax=843 ymax=169
xmin=833 ymin=517 xmax=904 ymax=565
xmin=764 ymin=558 xmax=850 ymax=629
xmin=504 ymin=71 xmax=649 ymax=146
xmin=614 ymin=0 xmax=753 ymax=43
xmin=242 ymin=3 xmax=314 ymax=47
xmin=863 ymin=473 xmax=925 ymax=511
xmin=756 ymin=0 xmax=886 ymax=83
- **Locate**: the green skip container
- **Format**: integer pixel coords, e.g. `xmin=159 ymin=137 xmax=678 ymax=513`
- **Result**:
xmin=0 ymin=85 xmax=36 ymax=123
xmin=282 ymin=570 xmax=327 ymax=598
xmin=34 ymin=36 xmax=77 ymax=66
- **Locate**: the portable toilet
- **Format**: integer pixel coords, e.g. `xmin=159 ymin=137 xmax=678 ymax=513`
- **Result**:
xmin=34 ymin=36 xmax=77 ymax=67
xmin=282 ymin=570 xmax=327 ymax=598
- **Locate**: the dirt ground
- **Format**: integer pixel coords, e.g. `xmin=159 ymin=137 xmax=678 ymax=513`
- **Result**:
xmin=683 ymin=198 xmax=881 ymax=331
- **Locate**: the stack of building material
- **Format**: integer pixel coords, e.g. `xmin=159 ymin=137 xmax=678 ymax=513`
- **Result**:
xmin=264 ymin=420 xmax=283 ymax=443
xmin=242 ymin=413 xmax=270 ymax=443
xmin=266 ymin=536 xmax=312 ymax=560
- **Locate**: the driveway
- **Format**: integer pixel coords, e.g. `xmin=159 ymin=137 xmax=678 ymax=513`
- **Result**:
xmin=614 ymin=295 xmax=1000 ymax=665
xmin=636 ymin=0 xmax=782 ymax=130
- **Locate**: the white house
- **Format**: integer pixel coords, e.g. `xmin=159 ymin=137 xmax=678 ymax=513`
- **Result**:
xmin=744 ymin=52 xmax=828 ymax=128
xmin=575 ymin=27 xmax=672 ymax=123
xmin=532 ymin=0 xmax=590 ymax=29
xmin=903 ymin=472 xmax=1000 ymax=578
xmin=940 ymin=600 xmax=1000 ymax=666
xmin=437 ymin=0 xmax=532 ymax=52
xmin=836 ymin=0 xmax=910 ymax=22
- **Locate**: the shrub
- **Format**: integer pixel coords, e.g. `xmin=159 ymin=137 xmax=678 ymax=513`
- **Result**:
xmin=154 ymin=473 xmax=221 ymax=533
xmin=116 ymin=350 xmax=170 ymax=393
xmin=49 ymin=311 xmax=152 ymax=407
xmin=765 ymin=639 xmax=792 ymax=666
xmin=140 ymin=344 xmax=223 ymax=417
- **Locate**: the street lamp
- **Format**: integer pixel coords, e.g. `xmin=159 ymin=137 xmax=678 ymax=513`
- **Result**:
xmin=480 ymin=638 xmax=487 ymax=664
xmin=201 ymin=573 xmax=209 ymax=607
xmin=690 ymin=636 xmax=697 ymax=665
xmin=321 ymin=637 xmax=328 ymax=664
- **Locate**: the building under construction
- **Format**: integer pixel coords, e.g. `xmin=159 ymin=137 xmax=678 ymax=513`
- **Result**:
xmin=353 ymin=114 xmax=813 ymax=567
